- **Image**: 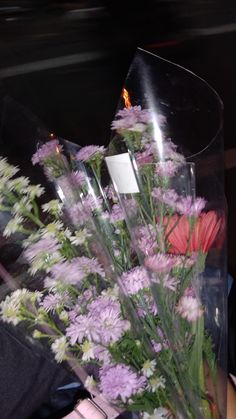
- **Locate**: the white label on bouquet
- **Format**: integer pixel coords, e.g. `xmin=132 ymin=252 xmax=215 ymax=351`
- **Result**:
xmin=105 ymin=153 xmax=139 ymax=194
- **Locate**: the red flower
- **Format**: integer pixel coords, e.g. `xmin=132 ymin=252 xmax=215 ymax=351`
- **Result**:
xmin=164 ymin=211 xmax=222 ymax=254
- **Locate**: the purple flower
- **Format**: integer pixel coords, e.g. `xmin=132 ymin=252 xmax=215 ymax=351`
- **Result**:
xmin=66 ymin=314 xmax=100 ymax=344
xmin=40 ymin=292 xmax=70 ymax=312
xmin=76 ymin=256 xmax=105 ymax=278
xmin=175 ymin=196 xmax=206 ymax=217
xmin=145 ymin=253 xmax=175 ymax=273
xmin=109 ymin=204 xmax=125 ymax=224
xmin=95 ymin=306 xmax=130 ymax=345
xmin=94 ymin=345 xmax=112 ymax=364
xmin=104 ymin=184 xmax=118 ymax=202
xmin=88 ymin=296 xmax=130 ymax=345
xmin=67 ymin=202 xmax=90 ymax=225
xmin=82 ymin=194 xmax=103 ymax=212
xmin=88 ymin=296 xmax=120 ymax=317
xmin=121 ymin=266 xmax=150 ymax=295
xmin=71 ymin=171 xmax=88 ymax=187
xmin=24 ymin=237 xmax=61 ymax=263
xmin=152 ymin=187 xmax=179 ymax=209
xmin=176 ymin=296 xmax=203 ymax=322
xmin=152 ymin=274 xmax=179 ymax=291
xmin=32 ymin=140 xmax=63 ymax=165
xmin=135 ymin=149 xmax=155 ymax=166
xmin=99 ymin=364 xmax=146 ymax=402
xmin=49 ymin=259 xmax=85 ymax=285
xmin=152 ymin=327 xmax=169 ymax=353
xmin=111 ymin=106 xmax=151 ymax=131
xmin=137 ymin=294 xmax=158 ymax=318
xmin=135 ymin=225 xmax=158 ymax=256
xmin=155 ymin=161 xmax=179 ymax=177
xmin=76 ymin=145 xmax=105 ymax=162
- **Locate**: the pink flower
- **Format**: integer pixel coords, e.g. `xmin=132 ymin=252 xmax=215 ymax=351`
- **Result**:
xmin=32 ymin=140 xmax=63 ymax=165
xmin=144 ymin=253 xmax=175 ymax=273
xmin=99 ymin=364 xmax=146 ymax=402
xmin=76 ymin=145 xmax=105 ymax=162
xmin=176 ymin=295 xmax=203 ymax=322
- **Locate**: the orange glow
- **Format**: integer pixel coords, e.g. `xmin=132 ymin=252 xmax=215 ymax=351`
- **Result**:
xmin=55 ymin=146 xmax=60 ymax=154
xmin=122 ymin=88 xmax=131 ymax=108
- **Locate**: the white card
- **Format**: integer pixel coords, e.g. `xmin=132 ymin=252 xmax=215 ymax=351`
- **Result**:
xmin=105 ymin=153 xmax=140 ymax=194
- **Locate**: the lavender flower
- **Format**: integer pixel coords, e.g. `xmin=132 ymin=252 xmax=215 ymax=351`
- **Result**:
xmin=109 ymin=204 xmax=125 ymax=224
xmin=82 ymin=194 xmax=103 ymax=212
xmin=152 ymin=274 xmax=179 ymax=291
xmin=111 ymin=106 xmax=154 ymax=131
xmin=71 ymin=170 xmax=87 ymax=187
xmin=145 ymin=253 xmax=175 ymax=273
xmin=94 ymin=345 xmax=112 ymax=364
xmin=49 ymin=259 xmax=87 ymax=285
xmin=88 ymin=296 xmax=120 ymax=316
xmin=76 ymin=145 xmax=105 ymax=162
xmin=93 ymin=304 xmax=130 ymax=345
xmin=104 ymin=184 xmax=118 ymax=202
xmin=99 ymin=364 xmax=146 ymax=402
xmin=152 ymin=187 xmax=179 ymax=208
xmin=176 ymin=296 xmax=203 ymax=322
xmin=67 ymin=202 xmax=90 ymax=225
xmin=175 ymin=196 xmax=206 ymax=217
xmin=76 ymin=256 xmax=105 ymax=278
xmin=121 ymin=266 xmax=150 ymax=295
xmin=135 ymin=225 xmax=158 ymax=256
xmin=135 ymin=149 xmax=155 ymax=166
xmin=23 ymin=237 xmax=62 ymax=274
xmin=66 ymin=314 xmax=100 ymax=344
xmin=32 ymin=140 xmax=62 ymax=165
xmin=155 ymin=161 xmax=179 ymax=177
xmin=40 ymin=292 xmax=70 ymax=313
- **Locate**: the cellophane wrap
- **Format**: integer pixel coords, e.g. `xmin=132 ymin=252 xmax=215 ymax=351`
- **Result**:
xmin=0 ymin=49 xmax=227 ymax=419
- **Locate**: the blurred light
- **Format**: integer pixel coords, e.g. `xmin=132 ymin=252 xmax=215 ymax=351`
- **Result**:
xmin=122 ymin=88 xmax=131 ymax=108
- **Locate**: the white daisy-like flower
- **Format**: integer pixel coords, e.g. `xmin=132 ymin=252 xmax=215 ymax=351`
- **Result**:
xmin=141 ymin=360 xmax=157 ymax=378
xmin=51 ymin=336 xmax=68 ymax=363
xmin=22 ymin=232 xmax=41 ymax=248
xmin=3 ymin=215 xmax=24 ymax=237
xmin=12 ymin=196 xmax=33 ymax=215
xmin=41 ymin=221 xmax=64 ymax=238
xmin=0 ymin=289 xmax=32 ymax=325
xmin=101 ymin=284 xmax=119 ymax=300
xmin=42 ymin=199 xmax=64 ymax=216
xmin=148 ymin=375 xmax=166 ymax=392
xmin=59 ymin=310 xmax=69 ymax=323
xmin=81 ymin=340 xmax=96 ymax=361
xmin=70 ymin=228 xmax=91 ymax=246
xmin=0 ymin=157 xmax=19 ymax=179
xmin=32 ymin=330 xmax=44 ymax=339
xmin=84 ymin=375 xmax=97 ymax=392
xmin=8 ymin=176 xmax=30 ymax=191
xmin=143 ymin=407 xmax=172 ymax=418
xmin=23 ymin=184 xmax=45 ymax=199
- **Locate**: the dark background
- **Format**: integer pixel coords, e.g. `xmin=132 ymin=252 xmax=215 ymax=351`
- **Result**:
xmin=0 ymin=1 xmax=236 ymax=417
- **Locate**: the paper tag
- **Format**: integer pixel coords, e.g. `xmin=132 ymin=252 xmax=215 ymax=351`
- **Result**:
xmin=105 ymin=153 xmax=139 ymax=194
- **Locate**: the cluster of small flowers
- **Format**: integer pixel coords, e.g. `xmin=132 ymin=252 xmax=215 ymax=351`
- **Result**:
xmin=152 ymin=187 xmax=206 ymax=217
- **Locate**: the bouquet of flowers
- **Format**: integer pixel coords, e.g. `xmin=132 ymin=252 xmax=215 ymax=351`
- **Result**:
xmin=0 ymin=50 xmax=227 ymax=418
